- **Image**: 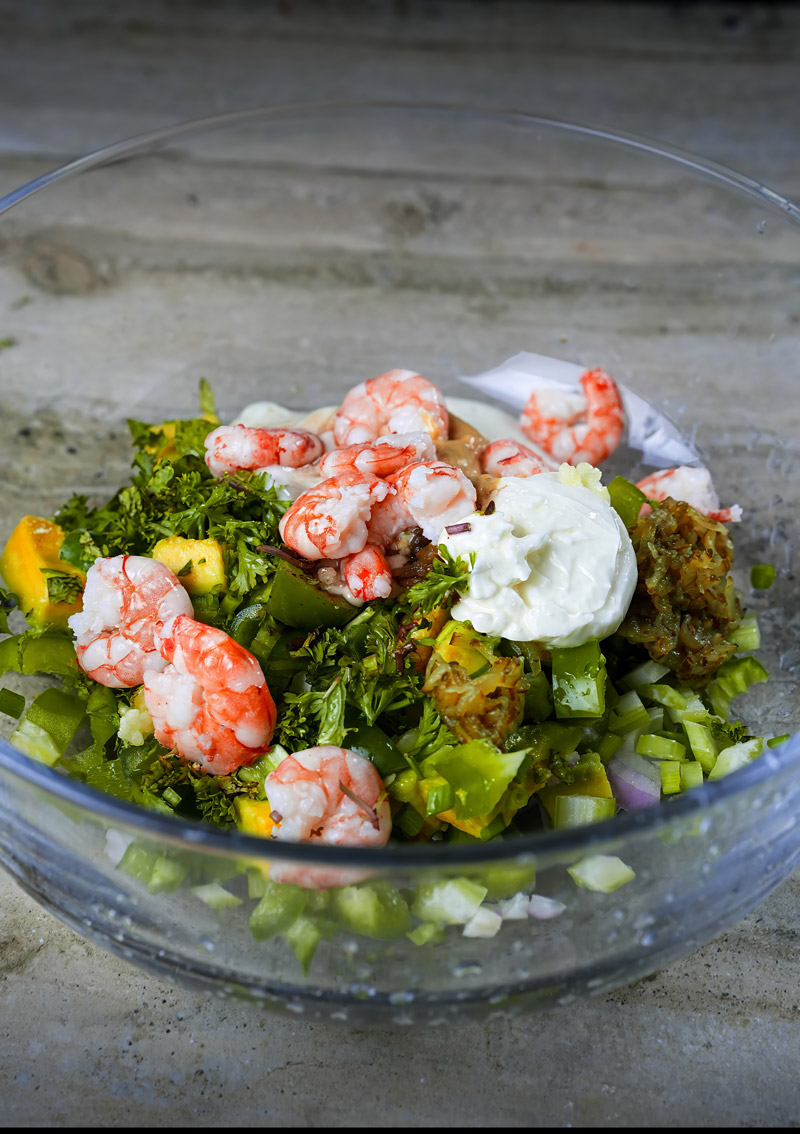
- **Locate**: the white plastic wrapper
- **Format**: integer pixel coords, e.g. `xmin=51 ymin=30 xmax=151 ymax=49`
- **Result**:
xmin=457 ymin=350 xmax=703 ymax=469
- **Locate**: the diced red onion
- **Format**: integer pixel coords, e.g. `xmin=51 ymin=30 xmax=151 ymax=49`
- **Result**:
xmin=269 ymin=810 xmax=283 ymax=824
xmin=607 ymin=751 xmax=661 ymax=810
xmin=445 ymin=522 xmax=471 ymax=535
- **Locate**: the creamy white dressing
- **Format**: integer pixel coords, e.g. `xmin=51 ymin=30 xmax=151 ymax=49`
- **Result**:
xmin=439 ymin=470 xmax=637 ymax=647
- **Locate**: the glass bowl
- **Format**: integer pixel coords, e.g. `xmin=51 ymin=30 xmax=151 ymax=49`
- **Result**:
xmin=0 ymin=103 xmax=798 ymax=1025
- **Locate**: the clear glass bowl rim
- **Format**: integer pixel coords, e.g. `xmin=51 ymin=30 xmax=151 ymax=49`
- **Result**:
xmin=0 ymin=98 xmax=798 ymax=871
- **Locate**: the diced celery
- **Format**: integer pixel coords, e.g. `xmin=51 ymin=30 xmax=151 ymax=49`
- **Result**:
xmin=407 ymin=921 xmax=446 ymax=947
xmin=462 ymin=906 xmax=503 ymax=938
xmin=680 ymin=762 xmax=704 ymax=791
xmin=282 ymin=915 xmax=323 ymax=973
xmin=618 ymin=661 xmax=671 ymax=692
xmin=682 ymin=720 xmax=718 ymax=773
xmin=608 ymin=690 xmax=650 ymax=735
xmin=713 ymin=656 xmax=769 ymax=701
xmin=395 ymin=803 xmax=425 ymax=837
xmin=567 ymin=854 xmax=635 ymax=893
xmin=550 ymin=640 xmax=607 ymax=719
xmin=598 ymin=730 xmax=624 ymax=762
xmin=660 ymin=761 xmax=682 ymax=795
xmin=10 ymin=719 xmax=61 ymax=765
xmin=250 ymin=881 xmax=307 ymax=940
xmin=551 ymin=794 xmax=616 ymax=828
xmin=639 ymin=683 xmax=688 ymax=715
xmin=191 ymin=882 xmax=242 ymax=910
xmin=708 ymin=737 xmax=764 ymax=781
xmin=411 ymin=878 xmax=488 ymax=925
xmin=636 ymin=734 xmax=687 ymax=761
xmin=728 ymin=614 xmax=760 ymax=652
xmin=332 ymin=881 xmax=411 ymax=940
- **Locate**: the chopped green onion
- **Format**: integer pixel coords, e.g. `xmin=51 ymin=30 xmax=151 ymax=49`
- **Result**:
xmin=395 ymin=803 xmax=425 ymax=837
xmin=0 ymin=687 xmax=25 ymax=719
xmin=750 ymin=563 xmax=776 ymax=590
xmin=425 ymin=779 xmax=455 ymax=817
xmin=567 ymin=854 xmax=635 ymax=893
xmin=162 ymin=786 xmax=182 ymax=808
xmin=636 ymin=734 xmax=687 ymax=761
xmin=660 ymin=761 xmax=682 ymax=795
xmin=680 ymin=762 xmax=704 ymax=791
xmin=768 ymin=734 xmax=791 ymax=749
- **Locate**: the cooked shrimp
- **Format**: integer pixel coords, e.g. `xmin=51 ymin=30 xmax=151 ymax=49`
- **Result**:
xmin=340 ymin=544 xmax=394 ymax=601
xmin=482 ymin=437 xmax=559 ymax=478
xmin=278 ymin=471 xmax=391 ymax=560
xmin=333 ymin=369 xmax=449 ymax=447
xmin=68 ymin=555 xmax=193 ymax=688
xmin=520 ymin=367 xmax=624 ymax=466
xmin=369 ymin=460 xmax=477 ymax=545
xmin=266 ymin=745 xmax=391 ymax=849
xmin=637 ymin=466 xmax=742 ymax=523
xmin=143 ymin=614 xmax=276 ymax=775
xmin=204 ymin=423 xmax=324 ymax=477
xmin=319 ymin=431 xmax=436 ymax=479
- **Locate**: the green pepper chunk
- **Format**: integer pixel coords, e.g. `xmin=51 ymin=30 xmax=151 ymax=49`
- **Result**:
xmin=608 ymin=476 xmax=647 ymax=529
xmin=264 ymin=562 xmax=358 ymax=630
xmin=229 ymin=602 xmax=268 ymax=649
xmin=550 ymin=640 xmax=607 ymax=719
xmin=346 ymin=721 xmax=408 ymax=777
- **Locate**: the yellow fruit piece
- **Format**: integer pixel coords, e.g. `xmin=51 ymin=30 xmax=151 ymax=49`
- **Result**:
xmin=0 ymin=515 xmax=85 ymax=627
xmin=145 ymin=413 xmax=218 ymax=460
xmin=234 ymin=796 xmax=276 ymax=840
xmin=150 ymin=536 xmax=227 ymax=595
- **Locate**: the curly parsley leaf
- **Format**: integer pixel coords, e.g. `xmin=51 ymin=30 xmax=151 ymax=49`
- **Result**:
xmin=401 ymin=546 xmax=473 ymax=616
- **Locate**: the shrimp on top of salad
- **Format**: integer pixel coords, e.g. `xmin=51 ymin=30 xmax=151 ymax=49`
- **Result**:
xmin=68 ymin=555 xmax=194 ymax=688
xmin=520 ymin=366 xmax=625 ymax=466
xmin=144 ymin=613 xmax=277 ymax=776
xmin=333 ymin=369 xmax=449 ymax=447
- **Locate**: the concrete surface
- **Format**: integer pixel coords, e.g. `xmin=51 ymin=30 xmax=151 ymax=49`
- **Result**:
xmin=1 ymin=2 xmax=799 ymax=1127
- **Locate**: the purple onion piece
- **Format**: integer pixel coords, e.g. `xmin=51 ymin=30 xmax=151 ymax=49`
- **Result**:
xmin=445 ymin=522 xmax=472 ymax=535
xmin=607 ymin=751 xmax=661 ymax=810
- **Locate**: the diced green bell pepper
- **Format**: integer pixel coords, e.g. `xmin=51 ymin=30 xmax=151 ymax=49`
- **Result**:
xmin=551 ymin=640 xmax=607 ymax=719
xmin=264 ymin=562 xmax=358 ymax=630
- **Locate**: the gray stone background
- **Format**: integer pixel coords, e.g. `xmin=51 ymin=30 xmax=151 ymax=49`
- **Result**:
xmin=1 ymin=1 xmax=799 ymax=1126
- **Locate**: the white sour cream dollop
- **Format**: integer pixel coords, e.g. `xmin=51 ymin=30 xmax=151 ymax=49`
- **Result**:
xmin=439 ymin=468 xmax=637 ymax=647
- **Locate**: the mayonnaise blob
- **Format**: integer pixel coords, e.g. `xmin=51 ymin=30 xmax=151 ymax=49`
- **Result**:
xmin=439 ymin=469 xmax=637 ymax=647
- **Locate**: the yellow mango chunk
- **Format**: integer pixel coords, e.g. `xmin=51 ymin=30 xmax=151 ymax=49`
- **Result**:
xmin=0 ymin=515 xmax=85 ymax=627
xmin=144 ymin=413 xmax=218 ymax=460
xmin=150 ymin=536 xmax=227 ymax=595
xmin=234 ymin=796 xmax=276 ymax=840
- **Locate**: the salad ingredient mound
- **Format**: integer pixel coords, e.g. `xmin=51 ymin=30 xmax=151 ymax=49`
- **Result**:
xmin=0 ymin=365 xmax=774 ymax=891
